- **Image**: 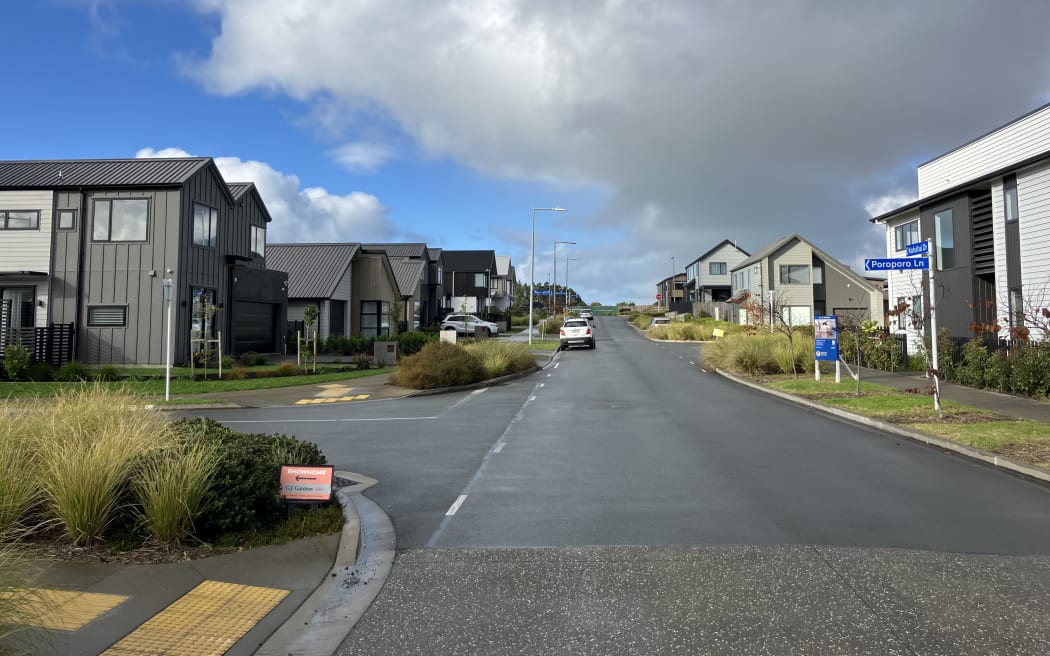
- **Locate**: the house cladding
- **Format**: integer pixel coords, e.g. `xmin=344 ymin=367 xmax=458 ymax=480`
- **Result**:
xmin=0 ymin=157 xmax=287 ymax=365
xmin=872 ymin=102 xmax=1050 ymax=345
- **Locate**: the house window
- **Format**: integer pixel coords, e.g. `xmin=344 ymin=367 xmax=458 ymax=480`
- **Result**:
xmin=783 ymin=306 xmax=812 ymax=326
xmin=911 ymin=294 xmax=923 ymax=329
xmin=812 ymin=265 xmax=824 ymax=284
xmin=251 ymin=224 xmax=266 ymax=257
xmin=93 ymin=198 xmax=149 ymax=241
xmin=193 ymin=203 xmax=218 ymax=248
xmin=0 ymin=210 xmax=39 ymax=230
xmin=709 ymin=262 xmax=727 ymax=275
xmin=361 ymin=300 xmax=390 ymax=338
xmin=894 ymin=220 xmax=920 ymax=252
xmin=87 ymin=306 xmax=127 ymax=327
xmin=474 ymin=273 xmax=487 ymax=288
xmin=1009 ymin=287 xmax=1024 ymax=328
xmin=57 ymin=209 xmax=76 ymax=230
xmin=779 ymin=265 xmax=810 ymax=285
xmin=1004 ymin=176 xmax=1019 ymax=223
xmin=934 ymin=208 xmax=954 ymax=270
xmin=1 ymin=287 xmax=35 ymax=328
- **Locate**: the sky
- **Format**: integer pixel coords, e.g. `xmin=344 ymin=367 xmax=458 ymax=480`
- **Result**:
xmin=4 ymin=1 xmax=1050 ymax=306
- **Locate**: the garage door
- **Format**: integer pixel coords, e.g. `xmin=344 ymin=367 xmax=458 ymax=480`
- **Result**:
xmin=232 ymin=301 xmax=277 ymax=353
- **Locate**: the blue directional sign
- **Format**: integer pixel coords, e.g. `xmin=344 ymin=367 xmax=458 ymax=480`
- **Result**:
xmin=905 ymin=241 xmax=929 ymax=256
xmin=533 ymin=290 xmax=552 ymax=295
xmin=864 ymin=257 xmax=929 ymax=271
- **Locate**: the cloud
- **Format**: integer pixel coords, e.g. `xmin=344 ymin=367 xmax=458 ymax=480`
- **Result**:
xmin=135 ymin=147 xmax=396 ymax=243
xmin=182 ymin=1 xmax=1050 ymax=303
xmin=864 ymin=191 xmax=919 ymax=219
xmin=330 ymin=142 xmax=395 ymax=174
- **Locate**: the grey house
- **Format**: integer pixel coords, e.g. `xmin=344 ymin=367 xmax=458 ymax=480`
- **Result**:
xmin=684 ymin=239 xmax=750 ymax=304
xmin=729 ymin=234 xmax=882 ymax=327
xmin=268 ymin=243 xmax=401 ymax=340
xmin=427 ymin=248 xmax=446 ymax=325
xmin=362 ymin=243 xmax=437 ymax=328
xmin=442 ymin=250 xmax=497 ymax=316
xmin=0 ymin=158 xmax=287 ymax=365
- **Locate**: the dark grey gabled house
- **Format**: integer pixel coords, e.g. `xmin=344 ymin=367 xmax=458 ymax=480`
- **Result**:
xmin=441 ymin=250 xmax=497 ymax=316
xmin=362 ymin=243 xmax=438 ymax=327
xmin=0 ymin=158 xmax=287 ymax=365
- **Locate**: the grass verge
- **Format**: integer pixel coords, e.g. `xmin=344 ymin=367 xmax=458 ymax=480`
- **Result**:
xmin=763 ymin=375 xmax=1050 ymax=470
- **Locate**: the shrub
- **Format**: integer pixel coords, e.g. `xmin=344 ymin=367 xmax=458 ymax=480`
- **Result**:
xmin=352 ymin=353 xmax=374 ymax=370
xmin=225 ymin=366 xmax=249 ymax=380
xmin=1008 ymin=344 xmax=1046 ymax=397
xmin=58 ymin=361 xmax=90 ymax=382
xmin=772 ymin=341 xmax=805 ymax=376
xmin=275 ymin=361 xmax=300 ymax=377
xmin=94 ymin=364 xmax=120 ymax=382
xmin=27 ymin=362 xmax=54 ymax=382
xmin=703 ymin=333 xmax=779 ymax=376
xmin=392 ymin=341 xmax=484 ymax=389
xmin=955 ymin=339 xmax=989 ymax=388
xmin=171 ymin=418 xmax=325 ymax=538
xmin=221 ymin=355 xmax=237 ymax=370
xmin=396 ymin=331 xmax=433 ymax=356
xmin=985 ymin=349 xmax=1011 ymax=392
xmin=463 ymin=341 xmax=535 ymax=379
xmin=237 ymin=351 xmax=267 ymax=366
xmin=2 ymin=344 xmax=30 ymax=381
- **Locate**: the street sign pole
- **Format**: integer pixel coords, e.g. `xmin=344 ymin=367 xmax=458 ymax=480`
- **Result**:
xmin=928 ymin=237 xmax=942 ymax=417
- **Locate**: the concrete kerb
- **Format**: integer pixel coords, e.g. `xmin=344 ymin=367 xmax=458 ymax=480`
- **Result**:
xmin=715 ymin=368 xmax=1050 ymax=486
xmin=256 ymin=470 xmax=394 ymax=656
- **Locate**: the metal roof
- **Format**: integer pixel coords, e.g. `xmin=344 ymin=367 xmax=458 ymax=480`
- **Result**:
xmin=495 ymin=255 xmax=512 ymax=276
xmin=227 ymin=182 xmax=273 ymax=223
xmin=0 ymin=158 xmax=213 ymax=189
xmin=442 ymin=250 xmax=497 ymax=272
xmin=266 ymin=243 xmax=360 ymax=298
xmin=389 ymin=258 xmax=426 ymax=296
xmin=362 ymin=243 xmax=428 ymax=259
xmin=685 ymin=239 xmax=750 ymax=267
xmin=227 ymin=182 xmax=253 ymax=199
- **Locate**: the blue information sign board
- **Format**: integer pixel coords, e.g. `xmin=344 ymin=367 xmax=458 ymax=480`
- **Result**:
xmin=864 ymin=257 xmax=929 ymax=271
xmin=814 ymin=315 xmax=838 ymax=361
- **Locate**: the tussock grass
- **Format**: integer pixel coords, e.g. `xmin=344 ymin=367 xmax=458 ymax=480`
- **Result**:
xmin=27 ymin=387 xmax=175 ymax=545
xmin=0 ymin=411 xmax=41 ymax=534
xmin=0 ymin=537 xmax=47 ymax=655
xmin=133 ymin=438 xmax=219 ymax=545
xmin=464 ymin=341 xmax=536 ymax=379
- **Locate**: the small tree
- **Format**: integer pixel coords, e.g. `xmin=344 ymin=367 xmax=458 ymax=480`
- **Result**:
xmin=765 ymin=292 xmax=806 ymax=380
xmin=389 ymin=296 xmax=403 ymax=336
xmin=303 ymin=303 xmax=319 ymax=373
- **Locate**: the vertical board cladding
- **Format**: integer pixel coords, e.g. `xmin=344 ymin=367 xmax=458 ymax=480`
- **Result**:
xmin=1018 ymin=163 xmax=1050 ymax=314
xmin=50 ymin=191 xmax=84 ymax=326
xmin=991 ymin=179 xmax=1008 ymax=322
xmin=0 ymin=190 xmax=53 ymax=272
xmin=230 ymin=188 xmax=267 ymax=270
xmin=351 ymin=255 xmax=396 ymax=336
xmin=921 ymin=195 xmax=974 ymax=339
xmin=918 ymin=105 xmax=1050 ymax=198
xmin=81 ymin=188 xmax=181 ymax=365
xmin=332 ymin=266 xmax=352 ymax=334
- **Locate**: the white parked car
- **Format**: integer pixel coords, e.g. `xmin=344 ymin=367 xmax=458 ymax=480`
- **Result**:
xmin=649 ymin=317 xmax=671 ymax=328
xmin=440 ymin=314 xmax=500 ymax=336
xmin=560 ymin=318 xmax=596 ymax=350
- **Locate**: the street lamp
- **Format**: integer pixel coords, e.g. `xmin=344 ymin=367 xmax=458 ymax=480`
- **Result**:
xmin=565 ymin=257 xmax=577 ymax=312
xmin=670 ymin=255 xmax=676 ymax=310
xmin=529 ymin=207 xmax=566 ymax=345
xmin=553 ymin=240 xmax=576 ymax=316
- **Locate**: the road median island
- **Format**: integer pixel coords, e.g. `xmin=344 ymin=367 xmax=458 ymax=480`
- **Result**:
xmin=715 ymin=369 xmax=1050 ymax=484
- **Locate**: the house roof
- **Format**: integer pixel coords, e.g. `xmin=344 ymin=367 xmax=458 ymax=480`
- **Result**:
xmin=428 ymin=248 xmax=443 ymax=262
xmin=227 ymin=181 xmax=273 ymax=223
xmin=389 ymin=258 xmax=426 ymax=296
xmin=362 ymin=243 xmax=428 ymax=259
xmin=734 ymin=234 xmax=799 ymax=270
xmin=266 ymin=243 xmax=360 ymax=298
xmin=686 ymin=239 xmax=750 ymax=267
xmin=495 ymin=256 xmax=512 ymax=277
xmin=0 ymin=157 xmax=236 ymax=204
xmin=442 ymin=250 xmax=497 ymax=272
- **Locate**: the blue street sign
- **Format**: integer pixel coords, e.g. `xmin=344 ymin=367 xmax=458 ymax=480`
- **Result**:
xmin=864 ymin=257 xmax=929 ymax=271
xmin=906 ymin=241 xmax=929 ymax=256
xmin=533 ymin=290 xmax=552 ymax=295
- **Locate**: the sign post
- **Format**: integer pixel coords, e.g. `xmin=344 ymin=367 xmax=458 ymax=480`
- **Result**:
xmin=924 ymin=238 xmax=942 ymax=417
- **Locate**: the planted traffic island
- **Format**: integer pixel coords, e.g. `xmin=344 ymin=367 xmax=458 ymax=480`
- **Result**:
xmin=391 ymin=340 xmax=539 ymax=390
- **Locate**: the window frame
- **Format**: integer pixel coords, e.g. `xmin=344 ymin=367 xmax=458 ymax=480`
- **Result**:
xmin=87 ymin=305 xmax=128 ymax=327
xmin=708 ymin=262 xmax=727 ymax=276
xmin=93 ymin=198 xmax=150 ymax=242
xmin=250 ymin=224 xmax=266 ymax=257
xmin=1009 ymin=287 xmax=1024 ymax=328
xmin=192 ymin=202 xmax=218 ymax=248
xmin=934 ymin=208 xmax=955 ymax=270
xmin=0 ymin=210 xmax=40 ymax=230
xmin=893 ymin=220 xmax=920 ymax=252
xmin=361 ymin=300 xmax=390 ymax=338
xmin=57 ymin=209 xmax=76 ymax=231
xmin=1004 ymin=175 xmax=1019 ymax=223
xmin=779 ymin=264 xmax=810 ymax=285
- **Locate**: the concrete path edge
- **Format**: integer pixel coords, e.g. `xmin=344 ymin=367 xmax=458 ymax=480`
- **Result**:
xmin=715 ymin=368 xmax=1050 ymax=486
xmin=256 ymin=471 xmax=394 ymax=656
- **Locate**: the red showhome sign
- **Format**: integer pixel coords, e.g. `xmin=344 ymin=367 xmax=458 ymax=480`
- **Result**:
xmin=279 ymin=465 xmax=334 ymax=502
xmin=656 ymin=293 xmax=662 ymax=300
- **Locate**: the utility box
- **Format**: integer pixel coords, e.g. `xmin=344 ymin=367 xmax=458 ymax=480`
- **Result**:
xmin=373 ymin=341 xmax=398 ymax=366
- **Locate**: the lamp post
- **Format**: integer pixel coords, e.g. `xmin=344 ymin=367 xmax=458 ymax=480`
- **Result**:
xmin=162 ymin=277 xmax=173 ymax=401
xmin=670 ymin=255 xmax=676 ymax=310
xmin=529 ymin=207 xmax=566 ymax=345
xmin=553 ymin=240 xmax=575 ymax=316
xmin=565 ymin=257 xmax=577 ymax=312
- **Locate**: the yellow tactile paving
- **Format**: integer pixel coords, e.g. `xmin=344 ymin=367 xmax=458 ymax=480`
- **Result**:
xmin=10 ymin=589 xmax=128 ymax=630
xmin=294 ymin=394 xmax=370 ymax=404
xmin=101 ymin=580 xmax=288 ymax=656
xmin=317 ymin=385 xmax=352 ymax=398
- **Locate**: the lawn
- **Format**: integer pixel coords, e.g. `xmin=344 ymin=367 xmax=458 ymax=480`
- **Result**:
xmin=0 ymin=367 xmax=395 ymax=400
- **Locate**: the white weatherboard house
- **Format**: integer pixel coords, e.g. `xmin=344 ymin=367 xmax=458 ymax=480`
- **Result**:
xmin=871 ymin=103 xmax=1050 ymax=349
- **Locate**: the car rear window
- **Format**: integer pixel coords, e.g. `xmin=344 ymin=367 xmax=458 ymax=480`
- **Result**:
xmin=564 ymin=320 xmax=588 ymax=327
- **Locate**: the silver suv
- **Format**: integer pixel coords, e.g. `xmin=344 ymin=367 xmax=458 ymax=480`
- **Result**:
xmin=440 ymin=314 xmax=500 ymax=336
xmin=560 ymin=318 xmax=595 ymax=350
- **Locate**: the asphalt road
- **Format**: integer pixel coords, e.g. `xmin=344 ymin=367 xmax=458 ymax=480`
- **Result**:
xmin=194 ymin=316 xmax=1050 ymax=654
